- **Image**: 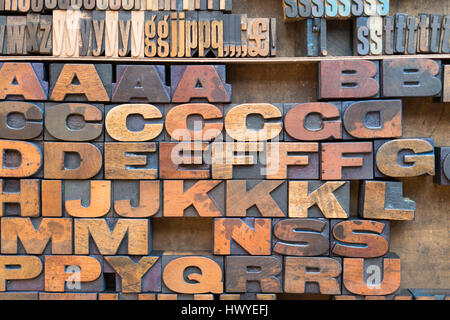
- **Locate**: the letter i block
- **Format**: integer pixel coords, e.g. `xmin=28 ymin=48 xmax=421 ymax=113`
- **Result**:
xmin=374 ymin=138 xmax=435 ymax=178
xmin=111 ymin=65 xmax=171 ymax=103
xmin=342 ymin=253 xmax=401 ymax=297
xmin=225 ymin=256 xmax=283 ymax=293
xmin=49 ymin=64 xmax=112 ymax=102
xmin=0 ymin=140 xmax=43 ymax=178
xmin=105 ymin=104 xmax=165 ymax=142
xmin=213 ymin=218 xmax=272 ymax=255
xmin=162 ymin=255 xmax=224 ymax=294
xmin=0 ymin=102 xmax=43 ymax=141
xmin=382 ymin=59 xmax=442 ymax=97
xmin=435 ymin=147 xmax=450 ymax=185
xmin=0 ymin=63 xmax=48 ymax=101
xmin=284 ymin=257 xmax=342 ymax=295
xmin=44 ymin=103 xmax=104 ymax=142
xmin=330 ymin=219 xmax=390 ymax=258
xmin=318 ymin=60 xmax=380 ymax=99
xmin=341 ymin=100 xmax=402 ymax=140
xmin=272 ymin=218 xmax=330 ymax=257
xmin=171 ymin=65 xmax=232 ymax=103
xmin=103 ymin=256 xmax=161 ymax=293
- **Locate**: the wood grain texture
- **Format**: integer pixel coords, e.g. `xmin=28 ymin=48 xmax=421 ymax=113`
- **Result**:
xmin=0 ymin=101 xmax=43 ymax=140
xmin=0 ymin=140 xmax=42 ymax=178
xmin=0 ymin=255 xmax=42 ymax=291
xmin=0 ymin=62 xmax=48 ymax=100
xmin=65 ymin=180 xmax=111 ymax=218
xmin=0 ymin=179 xmax=40 ymax=217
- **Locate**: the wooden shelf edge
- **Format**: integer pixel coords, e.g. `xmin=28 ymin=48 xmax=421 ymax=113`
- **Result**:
xmin=0 ymin=54 xmax=449 ymax=64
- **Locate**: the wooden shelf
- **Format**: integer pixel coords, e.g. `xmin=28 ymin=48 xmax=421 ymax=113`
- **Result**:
xmin=0 ymin=54 xmax=449 ymax=64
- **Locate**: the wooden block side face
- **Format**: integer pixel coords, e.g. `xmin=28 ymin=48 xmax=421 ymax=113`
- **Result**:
xmin=444 ymin=65 xmax=450 ymax=103
xmin=382 ymin=59 xmax=442 ymax=97
xmin=331 ymin=219 xmax=389 ymax=258
xmin=225 ymin=256 xmax=282 ymax=293
xmin=162 ymin=255 xmax=223 ymax=294
xmin=435 ymin=147 xmax=450 ymax=185
xmin=273 ymin=218 xmax=329 ymax=256
xmin=375 ymin=138 xmax=435 ymax=178
xmin=284 ymin=257 xmax=342 ymax=295
xmin=319 ymin=60 xmax=379 ymax=99
xmin=343 ymin=256 xmax=401 ymax=296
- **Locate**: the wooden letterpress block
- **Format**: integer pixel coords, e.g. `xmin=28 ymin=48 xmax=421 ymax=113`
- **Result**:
xmin=240 ymin=14 xmax=248 ymax=57
xmin=44 ymin=142 xmax=103 ymax=179
xmin=0 ymin=179 xmax=40 ymax=217
xmin=65 ymin=9 xmax=81 ymax=57
xmin=0 ymin=16 xmax=6 ymax=54
xmin=331 ymin=219 xmax=389 ymax=258
xmin=163 ymin=180 xmax=225 ymax=217
xmin=38 ymin=15 xmax=52 ymax=54
xmin=409 ymin=289 xmax=450 ymax=300
xmin=220 ymin=293 xmax=276 ymax=300
xmin=363 ymin=0 xmax=376 ymax=16
xmin=92 ymin=11 xmax=105 ymax=57
xmin=417 ymin=14 xmax=430 ymax=53
xmin=1 ymin=217 xmax=71 ymax=254
xmin=113 ymin=180 xmax=161 ymax=218
xmin=225 ymin=256 xmax=282 ymax=293
xmin=247 ymin=18 xmax=270 ymax=57
xmin=311 ymin=0 xmax=324 ymax=18
xmin=109 ymin=0 xmax=120 ymax=9
xmin=0 ymin=101 xmax=43 ymax=140
xmin=444 ymin=65 xmax=450 ymax=103
xmin=42 ymin=180 xmax=62 ymax=217
xmin=49 ymin=64 xmax=112 ymax=102
xmin=442 ymin=15 xmax=450 ymax=53
xmin=273 ymin=218 xmax=329 ymax=256
xmin=224 ymin=103 xmax=282 ymax=142
xmin=359 ymin=181 xmax=416 ymax=221
xmin=104 ymin=142 xmax=158 ymax=179
xmin=265 ymin=142 xmax=319 ymax=180
xmin=74 ymin=218 xmax=150 ymax=255
xmin=64 ymin=180 xmax=111 ymax=218
xmin=435 ymin=147 xmax=450 ymax=185
xmin=0 ymin=292 xmax=38 ymax=300
xmin=165 ymin=103 xmax=223 ymax=142
xmin=382 ymin=59 xmax=442 ymax=97
xmin=105 ymin=104 xmax=164 ymax=142
xmin=211 ymin=142 xmax=265 ymax=179
xmin=284 ymin=102 xmax=342 ymax=141
xmin=159 ymin=142 xmax=210 ymax=179
xmin=226 ymin=180 xmax=287 ymax=217
xmin=325 ymin=0 xmax=338 ymax=19
xmin=285 ymin=257 xmax=342 ymax=294
xmin=0 ymin=62 xmax=48 ymax=101
xmin=39 ymin=293 xmax=98 ymax=300
xmin=169 ymin=12 xmax=185 ymax=58
xmin=44 ymin=103 xmax=104 ymax=142
xmin=270 ymin=17 xmax=276 ymax=56
xmin=143 ymin=12 xmax=157 ymax=57
xmin=26 ymin=13 xmax=40 ymax=54
xmin=383 ymin=15 xmax=394 ymax=55
xmin=351 ymin=0 xmax=364 ymax=17
xmin=354 ymin=17 xmax=369 ymax=56
xmin=112 ymin=65 xmax=170 ymax=103
xmin=374 ymin=138 xmax=435 ymax=178
xmin=79 ymin=11 xmax=93 ymax=56
xmin=298 ymin=18 xmax=327 ymax=56
xmin=213 ymin=218 xmax=272 ymax=255
xmin=6 ymin=16 xmax=26 ymax=55
xmin=0 ymin=140 xmax=42 ymax=178
xmin=406 ymin=15 xmax=418 ymax=54
xmin=342 ymin=254 xmax=401 ymax=296
xmin=283 ymin=0 xmax=298 ymax=21
xmin=321 ymin=142 xmax=374 ymax=180
xmin=223 ymin=13 xmax=231 ymax=57
xmin=185 ymin=11 xmax=198 ymax=57
xmin=376 ymin=0 xmax=389 ymax=16
xmin=104 ymin=10 xmax=118 ymax=58
xmin=342 ymin=100 xmax=402 ymax=139
xmin=44 ymin=255 xmax=103 ymax=292
xmin=117 ymin=11 xmax=131 ymax=57
xmin=369 ymin=16 xmax=382 ymax=55
xmin=162 ymin=255 xmax=223 ymax=294
xmin=0 ymin=256 xmax=42 ymax=291
xmin=171 ymin=65 xmax=231 ymax=103
xmin=197 ymin=11 xmax=211 ymax=57
xmin=318 ymin=60 xmax=379 ymax=99
xmin=105 ymin=256 xmax=161 ymax=293
xmin=289 ymin=180 xmax=350 ymax=218
xmin=429 ymin=14 xmax=442 ymax=53
xmin=393 ymin=13 xmax=407 ymax=53
xmin=131 ymin=11 xmax=145 ymax=58
xmin=52 ymin=10 xmax=66 ymax=57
